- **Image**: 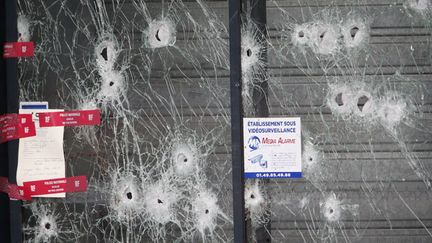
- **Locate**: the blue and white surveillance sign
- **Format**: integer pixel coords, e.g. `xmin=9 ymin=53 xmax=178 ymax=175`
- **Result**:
xmin=243 ymin=117 xmax=302 ymax=179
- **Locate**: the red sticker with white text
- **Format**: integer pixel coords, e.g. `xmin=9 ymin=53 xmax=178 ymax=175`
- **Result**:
xmin=0 ymin=113 xmax=33 ymax=126
xmin=0 ymin=114 xmax=36 ymax=143
xmin=0 ymin=177 xmax=31 ymax=200
xmin=3 ymin=42 xmax=35 ymax=58
xmin=38 ymin=109 xmax=100 ymax=127
xmin=23 ymin=176 xmax=87 ymax=197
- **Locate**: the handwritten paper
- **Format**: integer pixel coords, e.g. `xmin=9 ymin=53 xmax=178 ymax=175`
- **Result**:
xmin=17 ymin=109 xmax=65 ymax=198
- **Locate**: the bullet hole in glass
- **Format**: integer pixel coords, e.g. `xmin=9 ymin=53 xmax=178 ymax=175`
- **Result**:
xmin=335 ymin=93 xmax=344 ymax=106
xmin=246 ymin=49 xmax=252 ymax=57
xmin=250 ymin=194 xmax=255 ymax=199
xmin=177 ymin=153 xmax=188 ymax=163
xmin=101 ymin=47 xmax=108 ymax=61
xmin=319 ymin=31 xmax=326 ymax=41
xmin=298 ymin=30 xmax=304 ymax=38
xmin=383 ymin=109 xmax=390 ymax=119
xmin=109 ymin=81 xmax=114 ymax=86
xmin=357 ymin=95 xmax=369 ymax=112
xmin=157 ymin=199 xmax=163 ymax=204
xmin=205 ymin=209 xmax=209 ymax=214
xmin=350 ymin=27 xmax=359 ymax=39
xmin=45 ymin=223 xmax=51 ymax=230
xmin=329 ymin=208 xmax=334 ymax=214
xmin=155 ymin=29 xmax=161 ymax=42
xmin=309 ymin=157 xmax=313 ymax=162
xmin=126 ymin=192 xmax=132 ymax=200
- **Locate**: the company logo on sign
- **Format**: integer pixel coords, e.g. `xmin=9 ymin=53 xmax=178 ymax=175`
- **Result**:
xmin=248 ymin=136 xmax=260 ymax=151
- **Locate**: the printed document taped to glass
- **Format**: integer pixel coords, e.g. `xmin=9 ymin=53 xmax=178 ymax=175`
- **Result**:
xmin=17 ymin=108 xmax=65 ymax=198
xmin=243 ymin=117 xmax=301 ymax=179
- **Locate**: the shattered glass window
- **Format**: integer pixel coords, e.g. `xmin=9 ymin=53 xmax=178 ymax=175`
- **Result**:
xmin=243 ymin=1 xmax=432 ymax=242
xmin=18 ymin=0 xmax=232 ymax=242
xmin=16 ymin=0 xmax=432 ymax=242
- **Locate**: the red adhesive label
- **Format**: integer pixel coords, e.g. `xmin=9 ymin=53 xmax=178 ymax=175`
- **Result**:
xmin=0 ymin=114 xmax=36 ymax=143
xmin=0 ymin=114 xmax=33 ymax=126
xmin=3 ymin=42 xmax=35 ymax=58
xmin=38 ymin=109 xmax=100 ymax=127
xmin=0 ymin=177 xmax=31 ymax=200
xmin=23 ymin=176 xmax=87 ymax=197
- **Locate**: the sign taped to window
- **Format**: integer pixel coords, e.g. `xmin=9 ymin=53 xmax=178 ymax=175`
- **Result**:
xmin=243 ymin=117 xmax=302 ymax=179
xmin=17 ymin=109 xmax=66 ymax=198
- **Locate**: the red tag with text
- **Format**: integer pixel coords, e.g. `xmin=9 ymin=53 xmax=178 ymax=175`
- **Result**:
xmin=23 ymin=176 xmax=87 ymax=197
xmin=38 ymin=109 xmax=100 ymax=127
xmin=0 ymin=177 xmax=31 ymax=200
xmin=0 ymin=114 xmax=33 ymax=127
xmin=0 ymin=113 xmax=36 ymax=143
xmin=3 ymin=42 xmax=35 ymax=58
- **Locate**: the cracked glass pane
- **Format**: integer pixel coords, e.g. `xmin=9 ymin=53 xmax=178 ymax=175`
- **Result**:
xmin=243 ymin=1 xmax=432 ymax=242
xmin=18 ymin=0 xmax=231 ymax=242
xmin=16 ymin=0 xmax=432 ymax=242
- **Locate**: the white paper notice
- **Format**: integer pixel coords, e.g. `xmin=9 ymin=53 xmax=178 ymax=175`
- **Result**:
xmin=243 ymin=117 xmax=302 ymax=179
xmin=17 ymin=109 xmax=65 ymax=198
